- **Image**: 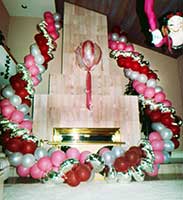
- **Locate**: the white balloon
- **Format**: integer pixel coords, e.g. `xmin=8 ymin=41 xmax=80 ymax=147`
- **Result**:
xmin=124 ymin=69 xmax=132 ymax=78
xmin=34 ymin=55 xmax=45 ymax=65
xmin=130 ymin=71 xmax=139 ymax=80
xmin=36 ymin=64 xmax=46 ymax=74
xmin=55 ymin=21 xmax=61 ymax=30
xmin=17 ymin=104 xmax=30 ymax=115
xmin=30 ymin=43 xmax=41 ymax=57
xmin=53 ymin=13 xmax=61 ymax=22
xmin=146 ymin=79 xmax=157 ymax=88
xmin=137 ymin=74 xmax=148 ymax=83
xmin=119 ymin=35 xmax=127 ymax=43
xmin=10 ymin=95 xmax=22 ymax=106
xmin=2 ymin=85 xmax=15 ymax=98
xmin=155 ymin=86 xmax=163 ymax=93
xmin=111 ymin=33 xmax=119 ymax=41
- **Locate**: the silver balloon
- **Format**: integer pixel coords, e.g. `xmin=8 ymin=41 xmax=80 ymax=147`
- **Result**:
xmin=164 ymin=140 xmax=175 ymax=152
xmin=2 ymin=85 xmax=15 ymax=98
xmin=53 ymin=13 xmax=61 ymax=22
xmin=119 ymin=35 xmax=127 ymax=43
xmin=34 ymin=147 xmax=48 ymax=160
xmin=146 ymin=79 xmax=157 ymax=88
xmin=163 ymin=151 xmax=170 ymax=163
xmin=10 ymin=95 xmax=22 ymax=106
xmin=37 ymin=74 xmax=42 ymax=82
xmin=124 ymin=69 xmax=132 ymax=78
xmin=55 ymin=21 xmax=61 ymax=30
xmin=160 ymin=128 xmax=173 ymax=140
xmin=130 ymin=71 xmax=139 ymax=80
xmin=151 ymin=122 xmax=165 ymax=132
xmin=48 ymin=147 xmax=57 ymax=157
xmin=34 ymin=55 xmax=45 ymax=65
xmin=17 ymin=104 xmax=30 ymax=115
xmin=111 ymin=33 xmax=119 ymax=41
xmin=9 ymin=152 xmax=23 ymax=166
xmin=111 ymin=146 xmax=124 ymax=158
xmin=155 ymin=86 xmax=163 ymax=93
xmin=137 ymin=74 xmax=148 ymax=83
xmin=30 ymin=43 xmax=41 ymax=57
xmin=22 ymin=153 xmax=35 ymax=168
xmin=104 ymin=167 xmax=117 ymax=183
xmin=86 ymin=154 xmax=105 ymax=173
xmin=24 ymin=114 xmax=33 ymax=121
xmin=102 ymin=151 xmax=115 ymax=167
xmin=37 ymin=64 xmax=46 ymax=74
xmin=117 ymin=171 xmax=132 ymax=183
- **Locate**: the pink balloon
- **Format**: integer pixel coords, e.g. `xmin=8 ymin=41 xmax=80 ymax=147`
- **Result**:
xmin=24 ymin=54 xmax=35 ymax=69
xmin=19 ymin=120 xmax=33 ymax=131
xmin=0 ymin=99 xmax=11 ymax=107
xmin=44 ymin=11 xmax=53 ymax=19
xmin=153 ymin=150 xmax=164 ymax=164
xmin=45 ymin=16 xmax=54 ymax=25
xmin=149 ymin=131 xmax=162 ymax=142
xmin=37 ymin=156 xmax=53 ymax=172
xmin=146 ymin=164 xmax=159 ymax=177
xmin=52 ymin=166 xmax=59 ymax=172
xmin=66 ymin=147 xmax=80 ymax=160
xmin=30 ymin=163 xmax=44 ymax=179
xmin=99 ymin=147 xmax=110 ymax=156
xmin=51 ymin=150 xmax=66 ymax=167
xmin=143 ymin=87 xmax=155 ymax=99
xmin=132 ymin=80 xmax=140 ymax=88
xmin=135 ymin=83 xmax=146 ymax=94
xmin=10 ymin=110 xmax=24 ymax=123
xmin=162 ymin=99 xmax=172 ymax=107
xmin=79 ymin=151 xmax=91 ymax=164
xmin=16 ymin=165 xmax=30 ymax=177
xmin=117 ymin=42 xmax=126 ymax=50
xmin=29 ymin=65 xmax=40 ymax=76
xmin=125 ymin=44 xmax=134 ymax=52
xmin=47 ymin=24 xmax=56 ymax=33
xmin=151 ymin=139 xmax=164 ymax=151
xmin=50 ymin=31 xmax=59 ymax=40
xmin=31 ymin=76 xmax=40 ymax=86
xmin=1 ymin=105 xmax=16 ymax=119
xmin=109 ymin=40 xmax=118 ymax=50
xmin=154 ymin=92 xmax=166 ymax=103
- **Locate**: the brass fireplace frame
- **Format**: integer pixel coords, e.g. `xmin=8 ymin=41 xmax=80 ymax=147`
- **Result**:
xmin=48 ymin=127 xmax=124 ymax=146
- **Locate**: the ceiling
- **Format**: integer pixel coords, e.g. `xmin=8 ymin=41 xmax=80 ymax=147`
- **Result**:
xmin=2 ymin=0 xmax=183 ymax=58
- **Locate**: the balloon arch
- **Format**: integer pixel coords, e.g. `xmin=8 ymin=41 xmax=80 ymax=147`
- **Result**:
xmin=0 ymin=11 xmax=182 ymax=187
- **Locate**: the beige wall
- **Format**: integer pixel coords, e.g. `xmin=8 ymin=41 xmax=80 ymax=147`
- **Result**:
xmin=6 ymin=16 xmax=183 ymax=150
xmin=0 ymin=0 xmax=9 ymax=40
xmin=7 ymin=16 xmax=41 ymax=63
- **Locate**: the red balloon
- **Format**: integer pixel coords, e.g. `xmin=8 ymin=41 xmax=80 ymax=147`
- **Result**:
xmin=171 ymin=138 xmax=180 ymax=149
xmin=6 ymin=138 xmax=22 ymax=152
xmin=65 ymin=170 xmax=80 ymax=187
xmin=125 ymin=150 xmax=141 ymax=166
xmin=160 ymin=115 xmax=173 ymax=126
xmin=112 ymin=26 xmax=121 ymax=34
xmin=20 ymin=140 xmax=37 ymax=154
xmin=0 ymin=131 xmax=11 ymax=146
xmin=149 ymin=110 xmax=162 ymax=122
xmin=139 ymin=66 xmax=149 ymax=75
xmin=168 ymin=125 xmax=180 ymax=135
xmin=15 ymin=88 xmax=29 ymax=99
xmin=128 ymin=146 xmax=143 ymax=157
xmin=22 ymin=98 xmax=31 ymax=107
xmin=131 ymin=61 xmax=141 ymax=71
xmin=113 ymin=156 xmax=129 ymax=172
xmin=147 ymin=72 xmax=158 ymax=79
xmin=74 ymin=164 xmax=91 ymax=182
xmin=117 ymin=56 xmax=126 ymax=68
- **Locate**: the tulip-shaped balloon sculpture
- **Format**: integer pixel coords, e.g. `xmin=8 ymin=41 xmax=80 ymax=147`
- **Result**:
xmin=75 ymin=40 xmax=102 ymax=110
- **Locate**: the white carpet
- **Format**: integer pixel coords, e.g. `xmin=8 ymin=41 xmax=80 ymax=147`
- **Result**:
xmin=3 ymin=180 xmax=183 ymax=200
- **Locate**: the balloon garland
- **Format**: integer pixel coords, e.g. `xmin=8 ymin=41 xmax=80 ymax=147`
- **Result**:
xmin=0 ymin=11 xmax=182 ymax=187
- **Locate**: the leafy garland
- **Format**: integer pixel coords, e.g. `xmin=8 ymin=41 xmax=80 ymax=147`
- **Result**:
xmin=0 ymin=12 xmax=182 ymax=187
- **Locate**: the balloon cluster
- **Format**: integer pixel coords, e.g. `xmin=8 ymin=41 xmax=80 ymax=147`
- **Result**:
xmin=110 ymin=40 xmax=182 ymax=176
xmin=108 ymin=26 xmax=135 ymax=52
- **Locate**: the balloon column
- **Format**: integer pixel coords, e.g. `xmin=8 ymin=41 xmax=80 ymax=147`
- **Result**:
xmin=75 ymin=40 xmax=102 ymax=110
xmin=144 ymin=0 xmax=183 ymax=52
